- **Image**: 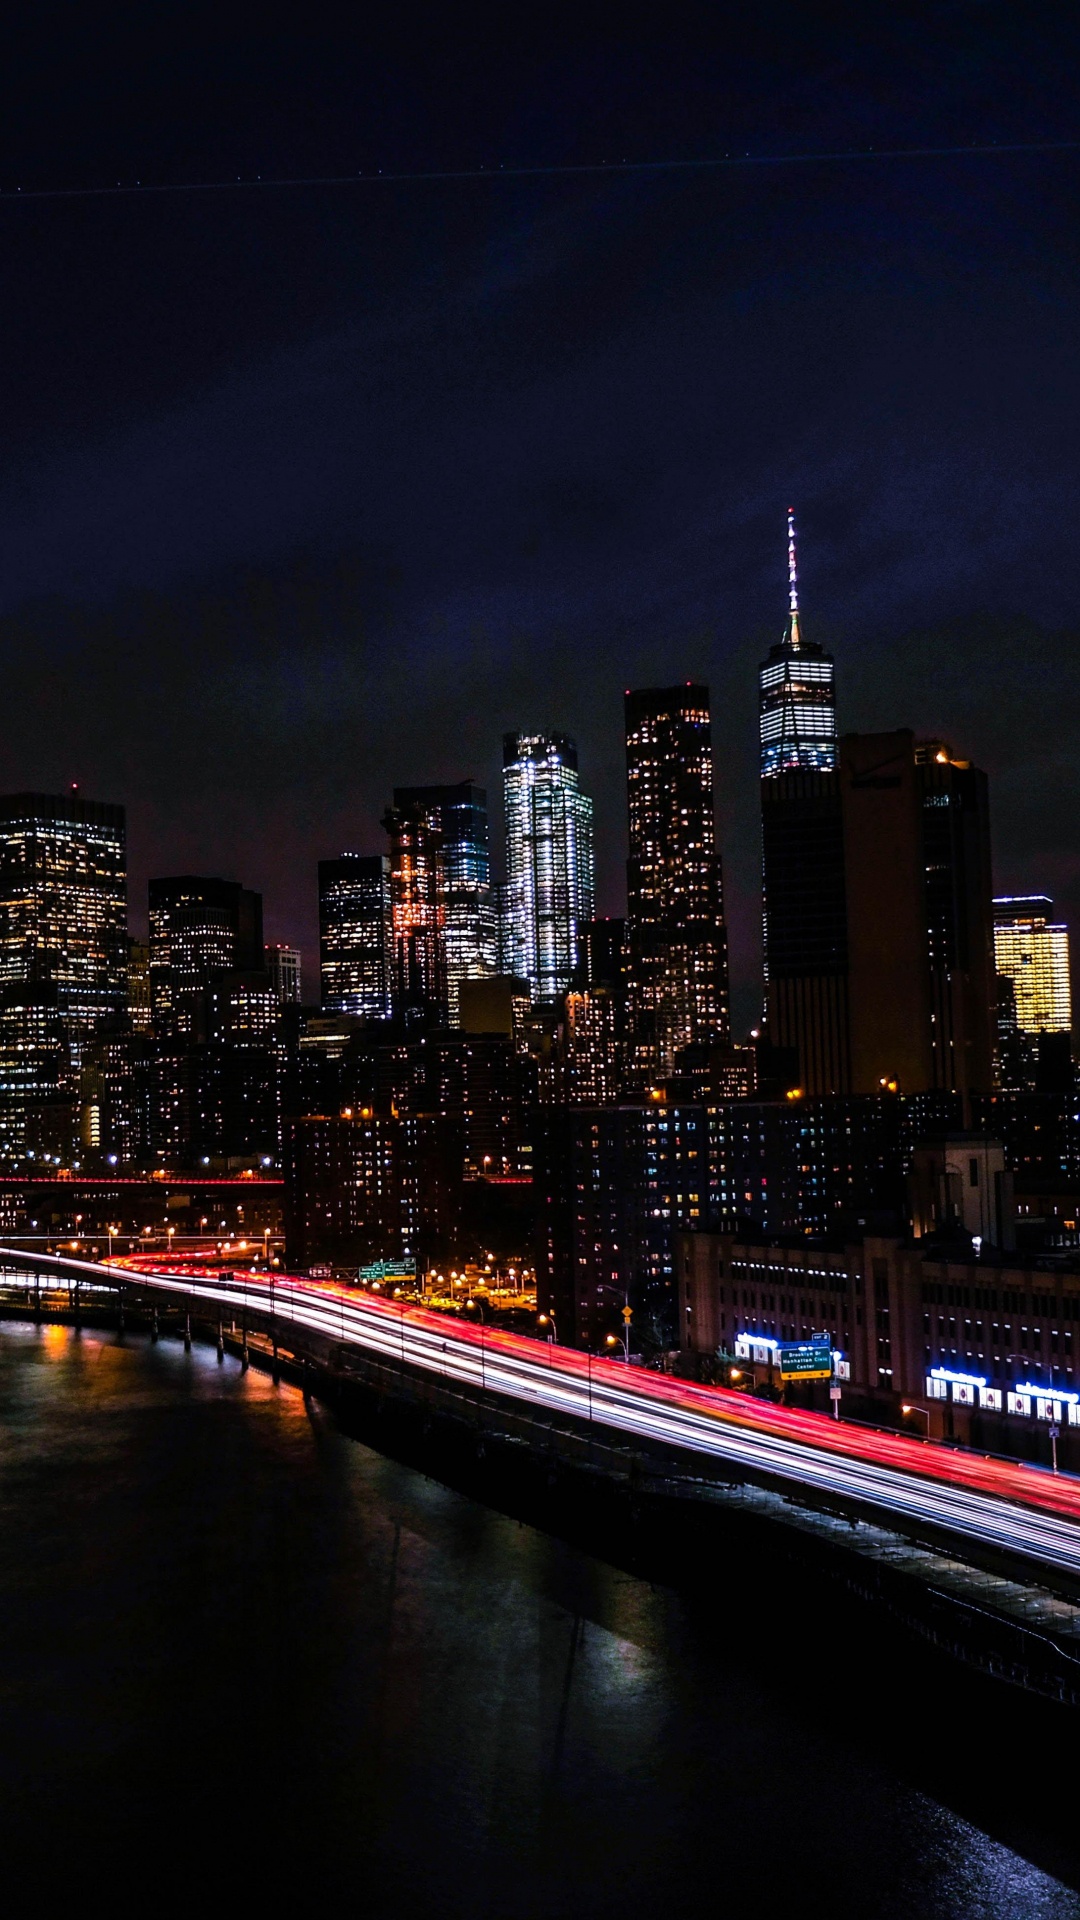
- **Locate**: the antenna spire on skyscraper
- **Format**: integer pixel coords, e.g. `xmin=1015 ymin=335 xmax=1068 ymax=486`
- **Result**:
xmin=786 ymin=507 xmax=801 ymax=648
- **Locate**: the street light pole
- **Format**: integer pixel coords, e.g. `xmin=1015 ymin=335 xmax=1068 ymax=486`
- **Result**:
xmin=901 ymin=1402 xmax=931 ymax=1440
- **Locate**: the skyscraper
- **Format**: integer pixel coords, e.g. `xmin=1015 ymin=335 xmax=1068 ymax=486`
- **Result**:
xmin=266 ymin=943 xmax=302 ymax=1006
xmin=624 ymin=686 xmax=729 ymax=1080
xmin=392 ymin=783 xmax=496 ymax=1023
xmin=148 ymin=876 xmax=264 ymax=1038
xmin=382 ymin=800 xmax=448 ymax=1024
xmin=0 ymin=789 xmax=127 ymax=1061
xmin=758 ymin=511 xmax=837 ymax=777
xmin=760 ymin=516 xmax=845 ymax=1092
xmin=502 ymin=733 xmax=594 ymax=1004
xmin=763 ymin=719 xmax=995 ymax=1098
xmin=915 ymin=739 xmax=995 ymax=1098
xmin=318 ymin=855 xmax=391 ymax=1019
xmin=993 ymin=896 xmax=1072 ymax=1035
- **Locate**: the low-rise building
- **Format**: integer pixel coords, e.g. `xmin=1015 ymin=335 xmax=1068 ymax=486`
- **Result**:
xmin=676 ymin=1227 xmax=1080 ymax=1465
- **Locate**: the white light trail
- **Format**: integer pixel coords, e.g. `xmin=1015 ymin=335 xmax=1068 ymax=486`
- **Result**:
xmin=6 ymin=1248 xmax=1080 ymax=1582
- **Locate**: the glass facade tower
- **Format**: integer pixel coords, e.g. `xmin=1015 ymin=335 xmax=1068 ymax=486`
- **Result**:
xmin=758 ymin=512 xmax=837 ymax=777
xmin=502 ymin=733 xmax=594 ymax=1003
xmin=392 ymin=783 xmax=496 ymax=1024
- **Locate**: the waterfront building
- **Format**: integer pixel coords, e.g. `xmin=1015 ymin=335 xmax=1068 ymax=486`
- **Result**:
xmin=676 ymin=1225 xmax=1080 ymax=1469
xmin=318 ymin=854 xmax=392 ymax=1019
xmin=393 ymin=783 xmax=497 ymax=1024
xmin=502 ymin=732 xmax=594 ymax=1004
xmin=625 ymin=685 xmax=729 ymax=1081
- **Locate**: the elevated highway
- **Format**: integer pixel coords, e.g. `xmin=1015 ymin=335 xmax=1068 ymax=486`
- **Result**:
xmin=5 ymin=1245 xmax=1080 ymax=1594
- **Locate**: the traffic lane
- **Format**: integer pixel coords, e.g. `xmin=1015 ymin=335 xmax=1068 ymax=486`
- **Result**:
xmin=70 ymin=1256 xmax=1080 ymax=1530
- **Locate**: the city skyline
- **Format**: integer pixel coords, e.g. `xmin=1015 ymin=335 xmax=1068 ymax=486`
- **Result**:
xmin=6 ymin=11 xmax=1080 ymax=1911
xmin=23 ymin=523 xmax=1070 ymax=1043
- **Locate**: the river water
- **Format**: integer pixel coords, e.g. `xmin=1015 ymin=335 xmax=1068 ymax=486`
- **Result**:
xmin=0 ymin=1322 xmax=1077 ymax=1919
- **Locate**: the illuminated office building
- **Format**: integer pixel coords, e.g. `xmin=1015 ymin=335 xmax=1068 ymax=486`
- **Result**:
xmin=382 ymin=799 xmax=448 ymax=1024
xmin=318 ymin=855 xmax=392 ymax=1020
xmin=148 ymin=876 xmax=264 ymax=1038
xmin=502 ymin=733 xmax=594 ymax=1004
xmin=0 ymin=981 xmax=72 ymax=1160
xmin=0 ymin=789 xmax=127 ymax=1061
xmin=758 ymin=511 xmax=837 ymax=777
xmin=266 ymin=943 xmax=302 ymax=1006
xmin=379 ymin=802 xmax=447 ymax=1026
xmin=759 ymin=515 xmax=844 ymax=1090
xmin=393 ymin=783 xmax=496 ymax=1024
xmin=625 ymin=685 xmax=729 ymax=1081
xmin=993 ymin=896 xmax=1072 ymax=1035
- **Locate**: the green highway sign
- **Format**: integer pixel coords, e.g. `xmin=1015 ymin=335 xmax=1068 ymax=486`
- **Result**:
xmin=778 ymin=1340 xmax=833 ymax=1381
xmin=359 ymin=1259 xmax=415 ymax=1282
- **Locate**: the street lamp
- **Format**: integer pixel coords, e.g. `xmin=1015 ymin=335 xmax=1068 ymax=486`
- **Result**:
xmin=538 ymin=1311 xmax=557 ymax=1344
xmin=901 ymin=1402 xmax=930 ymax=1440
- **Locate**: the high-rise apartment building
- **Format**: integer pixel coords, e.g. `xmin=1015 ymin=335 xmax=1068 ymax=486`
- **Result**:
xmin=318 ymin=855 xmax=391 ymax=1020
xmin=758 ymin=512 xmax=837 ymax=777
xmin=266 ymin=943 xmax=302 ymax=1005
xmin=0 ymin=789 xmax=127 ymax=1059
xmin=502 ymin=733 xmax=594 ymax=1003
xmin=393 ymin=783 xmax=496 ymax=1023
xmin=148 ymin=876 xmax=264 ymax=1038
xmin=993 ymin=896 xmax=1072 ymax=1035
xmin=625 ymin=686 xmax=729 ymax=1080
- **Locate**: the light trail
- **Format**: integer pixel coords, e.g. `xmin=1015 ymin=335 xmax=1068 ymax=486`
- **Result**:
xmin=8 ymin=1246 xmax=1080 ymax=1581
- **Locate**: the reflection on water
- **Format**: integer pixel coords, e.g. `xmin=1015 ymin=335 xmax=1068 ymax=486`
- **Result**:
xmin=0 ymin=1323 xmax=1075 ymax=1919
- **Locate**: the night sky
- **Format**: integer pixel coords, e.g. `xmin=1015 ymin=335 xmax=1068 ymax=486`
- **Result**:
xmin=2 ymin=4 xmax=1079 ymax=1028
